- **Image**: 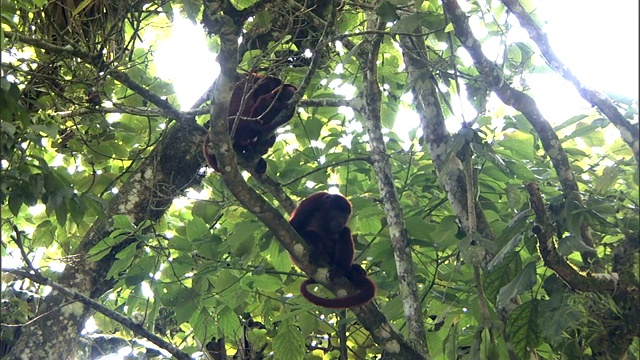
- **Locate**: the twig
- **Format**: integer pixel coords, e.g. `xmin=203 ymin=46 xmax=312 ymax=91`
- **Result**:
xmin=5 ymin=30 xmax=185 ymax=122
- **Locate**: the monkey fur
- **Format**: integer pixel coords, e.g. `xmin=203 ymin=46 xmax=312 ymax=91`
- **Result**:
xmin=289 ymin=192 xmax=377 ymax=309
xmin=203 ymin=73 xmax=297 ymax=174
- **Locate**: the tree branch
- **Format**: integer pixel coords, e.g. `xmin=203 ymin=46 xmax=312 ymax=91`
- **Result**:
xmin=524 ymin=182 xmax=618 ymax=293
xmin=442 ymin=0 xmax=602 ymax=270
xmin=5 ymin=30 xmax=185 ymax=121
xmin=354 ymin=15 xmax=429 ymax=357
xmin=500 ymin=0 xmax=639 ymax=167
xmin=1 ymin=268 xmax=191 ymax=360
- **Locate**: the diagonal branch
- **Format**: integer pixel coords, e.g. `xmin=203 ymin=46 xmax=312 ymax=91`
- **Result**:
xmin=442 ymin=0 xmax=602 ymax=270
xmin=1 ymin=268 xmax=192 ymax=360
xmin=5 ymin=30 xmax=184 ymax=121
xmin=208 ymin=5 xmax=425 ymax=360
xmin=500 ymin=0 xmax=639 ymax=166
xmin=524 ymin=183 xmax=618 ymax=293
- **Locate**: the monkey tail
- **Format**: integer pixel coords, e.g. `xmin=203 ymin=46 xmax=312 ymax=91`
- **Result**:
xmin=300 ymin=277 xmax=376 ymax=309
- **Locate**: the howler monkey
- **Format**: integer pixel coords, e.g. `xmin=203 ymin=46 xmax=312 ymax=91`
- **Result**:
xmin=203 ymin=73 xmax=297 ymax=174
xmin=289 ymin=192 xmax=377 ymax=309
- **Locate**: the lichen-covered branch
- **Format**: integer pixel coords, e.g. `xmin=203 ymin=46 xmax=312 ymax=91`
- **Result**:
xmin=353 ymin=16 xmax=429 ymax=357
xmin=500 ymin=0 xmax=639 ymax=166
xmin=397 ymin=34 xmax=494 ymax=244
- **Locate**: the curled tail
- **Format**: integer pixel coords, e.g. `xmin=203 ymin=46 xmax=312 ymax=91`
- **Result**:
xmin=300 ymin=276 xmax=376 ymax=309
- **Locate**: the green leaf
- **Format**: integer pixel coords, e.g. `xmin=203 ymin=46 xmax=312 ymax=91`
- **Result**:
xmin=112 ymin=214 xmax=135 ymax=231
xmin=405 ymin=215 xmax=434 ymax=239
xmin=189 ymin=308 xmax=212 ymax=342
xmin=186 ymin=217 xmax=208 ymax=241
xmin=250 ymin=274 xmax=283 ymax=292
xmin=33 ymin=220 xmax=55 ymax=248
xmin=228 ymin=222 xmax=262 ymax=257
xmin=218 ymin=306 xmax=242 ymax=340
xmin=561 ymin=119 xmax=607 ymax=143
xmin=507 ymin=300 xmax=542 ymax=359
xmin=297 ymin=311 xmax=319 ymax=337
xmin=192 ymin=200 xmax=220 ymax=224
xmin=304 ymin=116 xmax=324 ymax=142
xmin=87 ymin=236 xmax=118 ymax=261
xmin=594 ymin=165 xmax=621 ymax=194
xmin=557 ymin=234 xmax=594 ymax=256
xmin=273 ymin=318 xmax=305 ymax=360
xmin=267 ymin=240 xmax=293 ymax=273
xmin=8 ymin=193 xmax=22 ymax=216
xmin=488 ymin=234 xmax=523 ymax=271
xmin=106 ymin=242 xmax=138 ymax=279
xmin=174 ymin=290 xmax=200 ymax=325
xmin=501 ymin=211 xmax=532 ymax=243
xmin=430 ymin=216 xmax=460 ymax=249
xmin=444 ymin=23 xmax=454 ymax=32
xmin=68 ymin=195 xmax=86 ymax=226
xmin=499 ymin=132 xmax=535 ymax=161
xmin=484 ymin=252 xmax=522 ymax=305
xmin=553 ymin=114 xmax=589 ymax=132
xmin=376 ymin=1 xmax=399 ymax=22
xmin=458 ymin=235 xmax=486 ymax=266
xmin=169 ymin=235 xmax=193 ymax=251
xmin=54 ymin=200 xmax=68 ymax=227
xmin=214 ymin=269 xmax=241 ymax=290
xmin=193 ymin=234 xmax=223 ymax=258
xmin=497 ymin=261 xmax=537 ymax=308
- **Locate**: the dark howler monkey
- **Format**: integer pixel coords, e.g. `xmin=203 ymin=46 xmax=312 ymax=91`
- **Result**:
xmin=203 ymin=74 xmax=297 ymax=174
xmin=289 ymin=192 xmax=377 ymax=309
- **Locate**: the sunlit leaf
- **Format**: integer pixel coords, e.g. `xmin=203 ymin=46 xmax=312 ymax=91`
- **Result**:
xmin=273 ymin=318 xmax=305 ymax=360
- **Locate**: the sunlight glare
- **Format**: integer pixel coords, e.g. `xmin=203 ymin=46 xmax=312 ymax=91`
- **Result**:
xmin=155 ymin=15 xmax=219 ymax=110
xmin=28 ymin=203 xmax=46 ymax=216
xmin=82 ymin=316 xmax=98 ymax=334
xmin=140 ymin=281 xmax=154 ymax=298
xmin=184 ymin=188 xmax=210 ymax=200
xmin=539 ymin=0 xmax=639 ymax=99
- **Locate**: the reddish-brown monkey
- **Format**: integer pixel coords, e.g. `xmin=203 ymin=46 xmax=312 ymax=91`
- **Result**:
xmin=203 ymin=74 xmax=297 ymax=174
xmin=289 ymin=192 xmax=377 ymax=309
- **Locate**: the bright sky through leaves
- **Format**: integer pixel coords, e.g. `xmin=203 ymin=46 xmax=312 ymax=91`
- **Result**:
xmin=155 ymin=1 xmax=639 ymax=120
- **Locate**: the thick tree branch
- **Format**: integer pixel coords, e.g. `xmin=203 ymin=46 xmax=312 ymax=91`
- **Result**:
xmin=442 ymin=0 xmax=602 ymax=270
xmin=500 ymin=0 xmax=640 ymax=166
xmin=397 ymin=35 xmax=496 ymax=241
xmin=354 ymin=16 xmax=429 ymax=357
xmin=525 ymin=182 xmax=618 ymax=293
xmin=208 ymin=6 xmax=425 ymax=360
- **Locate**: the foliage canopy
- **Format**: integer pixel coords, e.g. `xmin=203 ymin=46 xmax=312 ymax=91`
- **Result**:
xmin=1 ymin=0 xmax=638 ymax=359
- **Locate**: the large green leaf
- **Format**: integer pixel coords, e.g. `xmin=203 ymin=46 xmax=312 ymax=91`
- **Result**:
xmin=507 ymin=300 xmax=542 ymax=359
xmin=497 ymin=261 xmax=537 ymax=308
xmin=273 ymin=318 xmax=305 ymax=360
